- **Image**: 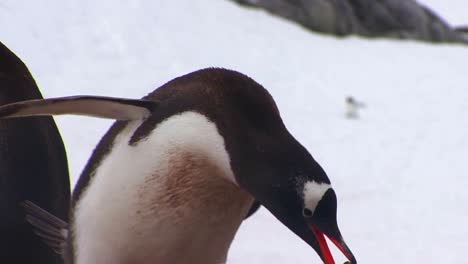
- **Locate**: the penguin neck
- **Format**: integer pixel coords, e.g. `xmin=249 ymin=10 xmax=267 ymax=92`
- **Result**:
xmin=73 ymin=111 xmax=254 ymax=264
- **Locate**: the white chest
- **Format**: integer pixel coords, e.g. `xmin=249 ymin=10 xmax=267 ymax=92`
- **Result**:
xmin=73 ymin=112 xmax=253 ymax=264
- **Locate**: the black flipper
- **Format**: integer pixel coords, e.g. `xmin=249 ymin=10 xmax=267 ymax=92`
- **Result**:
xmin=0 ymin=95 xmax=158 ymax=120
xmin=21 ymin=201 xmax=68 ymax=255
xmin=244 ymin=200 xmax=261 ymax=219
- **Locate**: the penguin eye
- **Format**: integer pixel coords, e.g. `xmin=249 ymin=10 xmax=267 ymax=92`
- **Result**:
xmin=302 ymin=208 xmax=313 ymax=218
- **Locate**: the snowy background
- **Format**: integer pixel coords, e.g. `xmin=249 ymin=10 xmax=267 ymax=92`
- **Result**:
xmin=1 ymin=0 xmax=467 ymax=263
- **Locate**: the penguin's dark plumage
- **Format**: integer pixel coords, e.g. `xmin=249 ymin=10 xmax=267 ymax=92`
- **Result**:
xmin=0 ymin=41 xmax=70 ymax=263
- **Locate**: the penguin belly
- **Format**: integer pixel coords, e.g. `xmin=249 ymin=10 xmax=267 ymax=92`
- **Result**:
xmin=73 ymin=112 xmax=253 ymax=264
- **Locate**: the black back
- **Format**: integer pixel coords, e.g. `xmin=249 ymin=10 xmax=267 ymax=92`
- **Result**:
xmin=0 ymin=41 xmax=70 ymax=263
xmin=72 ymin=68 xmax=285 ymax=205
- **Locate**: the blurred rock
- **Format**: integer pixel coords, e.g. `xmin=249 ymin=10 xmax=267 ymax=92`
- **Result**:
xmin=231 ymin=0 xmax=468 ymax=44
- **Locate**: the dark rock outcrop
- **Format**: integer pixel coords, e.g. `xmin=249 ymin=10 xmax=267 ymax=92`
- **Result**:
xmin=232 ymin=0 xmax=468 ymax=44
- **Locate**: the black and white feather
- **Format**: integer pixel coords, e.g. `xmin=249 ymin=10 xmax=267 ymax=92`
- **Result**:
xmin=21 ymin=201 xmax=69 ymax=255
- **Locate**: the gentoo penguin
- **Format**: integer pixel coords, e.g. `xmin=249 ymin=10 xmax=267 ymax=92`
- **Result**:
xmin=0 ymin=41 xmax=70 ymax=263
xmin=345 ymin=96 xmax=365 ymax=119
xmin=0 ymin=68 xmax=356 ymax=264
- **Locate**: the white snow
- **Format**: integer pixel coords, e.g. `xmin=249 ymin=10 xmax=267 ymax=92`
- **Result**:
xmin=418 ymin=0 xmax=468 ymax=25
xmin=1 ymin=0 xmax=467 ymax=263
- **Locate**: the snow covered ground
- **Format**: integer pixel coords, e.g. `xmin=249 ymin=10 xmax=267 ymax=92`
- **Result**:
xmin=1 ymin=0 xmax=467 ymax=263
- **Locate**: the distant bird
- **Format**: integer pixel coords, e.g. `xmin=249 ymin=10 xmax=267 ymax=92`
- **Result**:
xmin=0 ymin=68 xmax=356 ymax=264
xmin=345 ymin=96 xmax=365 ymax=119
xmin=0 ymin=41 xmax=70 ymax=264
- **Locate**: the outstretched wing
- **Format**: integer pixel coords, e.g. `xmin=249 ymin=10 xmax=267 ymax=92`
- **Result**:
xmin=21 ymin=201 xmax=69 ymax=255
xmin=0 ymin=95 xmax=158 ymax=120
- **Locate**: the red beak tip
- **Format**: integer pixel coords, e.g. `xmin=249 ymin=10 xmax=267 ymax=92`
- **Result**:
xmin=310 ymin=226 xmax=355 ymax=264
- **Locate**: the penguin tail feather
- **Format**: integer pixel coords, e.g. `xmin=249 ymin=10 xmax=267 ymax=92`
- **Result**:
xmin=21 ymin=200 xmax=69 ymax=255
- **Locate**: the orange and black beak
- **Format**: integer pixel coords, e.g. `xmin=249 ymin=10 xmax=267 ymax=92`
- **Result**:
xmin=306 ymin=188 xmax=356 ymax=264
xmin=310 ymin=226 xmax=356 ymax=264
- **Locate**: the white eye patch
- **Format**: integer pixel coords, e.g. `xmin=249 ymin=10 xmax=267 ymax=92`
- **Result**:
xmin=302 ymin=181 xmax=332 ymax=214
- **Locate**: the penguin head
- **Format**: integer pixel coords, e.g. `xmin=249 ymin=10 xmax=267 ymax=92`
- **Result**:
xmin=346 ymin=96 xmax=355 ymax=104
xmin=229 ymin=128 xmax=356 ymax=264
